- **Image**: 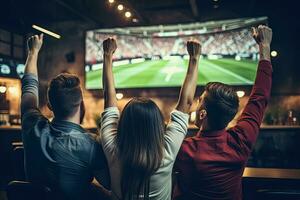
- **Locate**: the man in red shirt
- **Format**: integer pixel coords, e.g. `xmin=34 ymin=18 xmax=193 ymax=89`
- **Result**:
xmin=174 ymin=25 xmax=273 ymax=200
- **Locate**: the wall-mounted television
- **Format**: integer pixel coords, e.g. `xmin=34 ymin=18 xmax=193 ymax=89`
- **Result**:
xmin=85 ymin=17 xmax=267 ymax=89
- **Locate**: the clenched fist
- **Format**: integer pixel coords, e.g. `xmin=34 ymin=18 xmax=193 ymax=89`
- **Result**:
xmin=187 ymin=40 xmax=201 ymax=58
xmin=27 ymin=34 xmax=43 ymax=53
xmin=103 ymin=37 xmax=117 ymax=56
xmin=251 ymin=25 xmax=272 ymax=46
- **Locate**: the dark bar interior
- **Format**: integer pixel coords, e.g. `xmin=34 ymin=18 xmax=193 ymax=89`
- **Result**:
xmin=1 ymin=0 xmax=300 ymax=200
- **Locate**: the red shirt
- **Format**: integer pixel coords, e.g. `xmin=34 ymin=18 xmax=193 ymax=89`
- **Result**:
xmin=174 ymin=60 xmax=273 ymax=200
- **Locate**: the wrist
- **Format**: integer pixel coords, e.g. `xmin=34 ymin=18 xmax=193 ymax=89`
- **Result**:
xmin=103 ymin=52 xmax=113 ymax=58
xmin=259 ymin=43 xmax=270 ymax=49
xmin=28 ymin=50 xmax=39 ymax=56
xmin=189 ymin=55 xmax=200 ymax=61
xmin=259 ymin=44 xmax=271 ymax=61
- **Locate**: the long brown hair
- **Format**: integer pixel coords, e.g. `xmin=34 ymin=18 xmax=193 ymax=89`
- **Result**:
xmin=116 ymin=98 xmax=165 ymax=199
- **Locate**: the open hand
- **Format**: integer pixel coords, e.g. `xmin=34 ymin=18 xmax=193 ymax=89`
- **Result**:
xmin=103 ymin=37 xmax=117 ymax=56
xmin=27 ymin=34 xmax=43 ymax=53
xmin=187 ymin=40 xmax=201 ymax=58
xmin=251 ymin=25 xmax=272 ymax=46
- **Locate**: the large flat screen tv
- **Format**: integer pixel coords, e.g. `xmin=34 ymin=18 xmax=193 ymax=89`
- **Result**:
xmin=85 ymin=17 xmax=267 ymax=89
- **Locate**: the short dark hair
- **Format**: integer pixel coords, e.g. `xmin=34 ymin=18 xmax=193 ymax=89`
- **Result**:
xmin=48 ymin=73 xmax=83 ymax=119
xmin=203 ymin=82 xmax=239 ymax=130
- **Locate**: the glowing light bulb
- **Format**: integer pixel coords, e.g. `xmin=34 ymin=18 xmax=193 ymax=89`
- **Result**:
xmin=116 ymin=93 xmax=124 ymax=100
xmin=236 ymin=90 xmax=245 ymax=98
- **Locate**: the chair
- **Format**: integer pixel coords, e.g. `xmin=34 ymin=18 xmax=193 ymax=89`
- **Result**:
xmin=6 ymin=181 xmax=52 ymax=200
xmin=11 ymin=146 xmax=25 ymax=180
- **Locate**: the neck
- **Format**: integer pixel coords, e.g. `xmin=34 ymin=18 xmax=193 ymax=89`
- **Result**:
xmin=54 ymin=112 xmax=81 ymax=125
xmin=200 ymin=120 xmax=210 ymax=132
xmin=64 ymin=117 xmax=80 ymax=124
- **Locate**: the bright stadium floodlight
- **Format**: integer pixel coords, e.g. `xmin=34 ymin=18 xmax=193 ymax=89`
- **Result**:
xmin=108 ymin=0 xmax=114 ymax=3
xmin=32 ymin=25 xmax=61 ymax=39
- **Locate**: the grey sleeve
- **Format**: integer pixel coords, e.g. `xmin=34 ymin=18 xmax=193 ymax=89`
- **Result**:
xmin=21 ymin=73 xmax=39 ymax=115
xmin=164 ymin=110 xmax=189 ymax=161
xmin=100 ymin=107 xmax=120 ymax=156
xmin=22 ymin=73 xmax=39 ymax=99
xmin=21 ymin=73 xmax=45 ymax=131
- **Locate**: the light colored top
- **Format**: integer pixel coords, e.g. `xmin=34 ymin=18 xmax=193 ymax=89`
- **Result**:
xmin=100 ymin=107 xmax=189 ymax=200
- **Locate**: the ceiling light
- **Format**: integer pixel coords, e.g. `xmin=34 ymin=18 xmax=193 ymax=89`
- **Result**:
xmin=108 ymin=0 xmax=114 ymax=3
xmin=117 ymin=4 xmax=124 ymax=11
xmin=125 ymin=11 xmax=132 ymax=18
xmin=32 ymin=25 xmax=61 ymax=39
xmin=271 ymin=50 xmax=278 ymax=57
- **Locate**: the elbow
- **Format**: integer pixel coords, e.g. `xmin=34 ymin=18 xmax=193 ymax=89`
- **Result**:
xmin=187 ymin=97 xmax=194 ymax=107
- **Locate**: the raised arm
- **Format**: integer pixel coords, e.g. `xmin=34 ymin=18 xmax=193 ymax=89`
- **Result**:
xmin=176 ymin=40 xmax=201 ymax=113
xmin=21 ymin=34 xmax=43 ymax=115
xmin=233 ymin=25 xmax=273 ymax=150
xmin=102 ymin=38 xmax=117 ymax=108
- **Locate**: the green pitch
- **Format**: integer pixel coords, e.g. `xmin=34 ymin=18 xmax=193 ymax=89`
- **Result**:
xmin=85 ymin=58 xmax=258 ymax=89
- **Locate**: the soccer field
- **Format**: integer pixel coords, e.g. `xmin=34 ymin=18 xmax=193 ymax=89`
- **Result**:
xmin=85 ymin=58 xmax=258 ymax=89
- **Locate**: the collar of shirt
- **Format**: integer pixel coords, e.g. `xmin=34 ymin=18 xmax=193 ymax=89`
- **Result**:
xmin=51 ymin=119 xmax=86 ymax=134
xmin=197 ymin=129 xmax=226 ymax=137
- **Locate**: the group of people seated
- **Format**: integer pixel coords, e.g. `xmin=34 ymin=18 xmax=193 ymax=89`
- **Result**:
xmin=21 ymin=25 xmax=273 ymax=200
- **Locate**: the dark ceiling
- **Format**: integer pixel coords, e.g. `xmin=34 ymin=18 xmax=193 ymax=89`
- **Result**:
xmin=0 ymin=0 xmax=298 ymax=31
xmin=1 ymin=0 xmax=300 ymax=93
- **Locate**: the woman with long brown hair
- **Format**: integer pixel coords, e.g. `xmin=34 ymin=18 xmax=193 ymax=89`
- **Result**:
xmin=99 ymin=37 xmax=201 ymax=200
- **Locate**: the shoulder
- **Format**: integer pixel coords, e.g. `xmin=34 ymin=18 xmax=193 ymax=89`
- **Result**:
xmin=22 ymin=108 xmax=48 ymax=133
xmin=178 ymin=137 xmax=199 ymax=158
xmin=183 ymin=136 xmax=199 ymax=148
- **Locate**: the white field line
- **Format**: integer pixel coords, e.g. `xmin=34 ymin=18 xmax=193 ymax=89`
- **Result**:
xmin=205 ymin=60 xmax=252 ymax=84
xmin=160 ymin=58 xmax=185 ymax=82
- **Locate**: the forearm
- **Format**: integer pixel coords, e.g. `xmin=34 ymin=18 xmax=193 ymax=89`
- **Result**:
xmin=250 ymin=60 xmax=272 ymax=101
xmin=103 ymin=54 xmax=117 ymax=108
xmin=176 ymin=57 xmax=199 ymax=113
xmin=234 ymin=59 xmax=272 ymax=148
xmin=21 ymin=51 xmax=40 ymax=114
xmin=24 ymin=51 xmax=39 ymax=76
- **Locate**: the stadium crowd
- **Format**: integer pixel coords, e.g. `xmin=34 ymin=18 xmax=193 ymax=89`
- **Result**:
xmin=85 ymin=28 xmax=258 ymax=64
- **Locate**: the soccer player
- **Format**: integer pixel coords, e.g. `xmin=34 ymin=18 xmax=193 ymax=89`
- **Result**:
xmin=174 ymin=25 xmax=273 ymax=200
xmin=21 ymin=34 xmax=109 ymax=200
xmin=99 ymin=37 xmax=201 ymax=200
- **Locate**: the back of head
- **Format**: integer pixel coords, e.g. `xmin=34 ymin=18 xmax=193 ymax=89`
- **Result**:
xmin=48 ymin=73 xmax=83 ymax=120
xmin=116 ymin=97 xmax=165 ymax=199
xmin=204 ymin=82 xmax=239 ymax=130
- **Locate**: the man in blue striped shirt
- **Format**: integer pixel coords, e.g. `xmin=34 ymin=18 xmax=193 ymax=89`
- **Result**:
xmin=21 ymin=34 xmax=109 ymax=200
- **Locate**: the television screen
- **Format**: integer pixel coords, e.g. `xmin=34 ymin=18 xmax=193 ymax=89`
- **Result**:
xmin=0 ymin=57 xmax=25 ymax=79
xmin=85 ymin=17 xmax=267 ymax=89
